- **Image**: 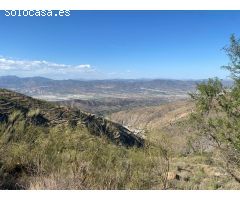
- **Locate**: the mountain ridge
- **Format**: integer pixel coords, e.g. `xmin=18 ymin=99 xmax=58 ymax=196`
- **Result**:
xmin=0 ymin=88 xmax=144 ymax=147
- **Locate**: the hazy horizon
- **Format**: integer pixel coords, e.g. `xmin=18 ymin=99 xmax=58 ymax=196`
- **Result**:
xmin=0 ymin=74 xmax=233 ymax=81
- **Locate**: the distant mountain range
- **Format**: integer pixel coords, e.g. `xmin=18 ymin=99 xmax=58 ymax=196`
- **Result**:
xmin=0 ymin=76 xmax=233 ymax=114
xmin=0 ymin=75 xmax=233 ymax=94
xmin=0 ymin=75 xmax=213 ymax=95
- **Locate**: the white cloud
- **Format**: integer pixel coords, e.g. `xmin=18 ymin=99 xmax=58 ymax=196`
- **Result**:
xmin=0 ymin=56 xmax=136 ymax=79
xmin=0 ymin=56 xmax=96 ymax=78
xmin=75 ymin=64 xmax=91 ymax=69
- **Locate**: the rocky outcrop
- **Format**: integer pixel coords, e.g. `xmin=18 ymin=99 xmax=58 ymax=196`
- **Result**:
xmin=80 ymin=113 xmax=144 ymax=147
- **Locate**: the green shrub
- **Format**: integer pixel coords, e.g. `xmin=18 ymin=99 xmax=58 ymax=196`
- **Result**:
xmin=189 ymin=35 xmax=240 ymax=183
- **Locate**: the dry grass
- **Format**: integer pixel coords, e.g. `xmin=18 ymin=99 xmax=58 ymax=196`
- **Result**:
xmin=108 ymin=100 xmax=194 ymax=130
xmin=0 ymin=118 xmax=170 ymax=190
xmin=109 ymin=99 xmax=240 ymax=189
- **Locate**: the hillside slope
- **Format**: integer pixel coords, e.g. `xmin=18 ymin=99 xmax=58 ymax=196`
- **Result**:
xmin=0 ymin=89 xmax=144 ymax=147
xmin=0 ymin=89 xmax=239 ymax=189
xmin=0 ymin=89 xmax=171 ymax=190
xmin=108 ymin=100 xmax=194 ymax=131
xmin=108 ymin=100 xmax=240 ymax=189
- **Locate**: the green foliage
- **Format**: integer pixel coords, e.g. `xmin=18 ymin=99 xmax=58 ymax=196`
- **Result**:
xmin=9 ymin=110 xmax=24 ymax=123
xmin=222 ymin=34 xmax=240 ymax=81
xmin=0 ymin=114 xmax=169 ymax=189
xmin=190 ymin=78 xmax=223 ymax=113
xmin=190 ymin=35 xmax=240 ymax=182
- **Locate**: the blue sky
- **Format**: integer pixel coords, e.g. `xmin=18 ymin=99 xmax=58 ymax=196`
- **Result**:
xmin=0 ymin=10 xmax=240 ymax=80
